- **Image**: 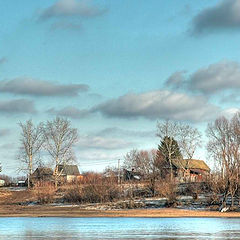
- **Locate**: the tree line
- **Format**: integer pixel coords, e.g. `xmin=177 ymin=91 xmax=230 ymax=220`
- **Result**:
xmin=5 ymin=111 xmax=240 ymax=208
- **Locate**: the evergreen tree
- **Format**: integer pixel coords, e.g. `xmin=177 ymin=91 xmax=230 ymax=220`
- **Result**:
xmin=158 ymin=136 xmax=182 ymax=162
xmin=157 ymin=136 xmax=182 ymax=179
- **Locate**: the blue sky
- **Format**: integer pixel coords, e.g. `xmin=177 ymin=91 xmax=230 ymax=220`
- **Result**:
xmin=1 ymin=0 xmax=240 ymax=175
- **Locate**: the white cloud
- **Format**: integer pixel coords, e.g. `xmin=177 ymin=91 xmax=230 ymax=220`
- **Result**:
xmin=189 ymin=61 xmax=240 ymax=94
xmin=92 ymin=90 xmax=219 ymax=122
xmin=221 ymin=107 xmax=240 ymax=118
xmin=39 ymin=0 xmax=105 ymax=20
xmin=38 ymin=0 xmax=106 ymax=32
xmin=165 ymin=71 xmax=186 ymax=89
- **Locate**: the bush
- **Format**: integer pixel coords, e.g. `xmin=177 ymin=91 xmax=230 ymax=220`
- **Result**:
xmin=33 ymin=181 xmax=56 ymax=204
xmin=185 ymin=183 xmax=202 ymax=200
xmin=155 ymin=178 xmax=178 ymax=207
xmin=63 ymin=177 xmax=121 ymax=203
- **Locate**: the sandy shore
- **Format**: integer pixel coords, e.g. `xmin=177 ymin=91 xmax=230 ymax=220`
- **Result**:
xmin=0 ymin=205 xmax=240 ymax=218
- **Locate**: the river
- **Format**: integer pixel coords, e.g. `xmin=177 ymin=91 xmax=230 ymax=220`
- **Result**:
xmin=0 ymin=217 xmax=240 ymax=239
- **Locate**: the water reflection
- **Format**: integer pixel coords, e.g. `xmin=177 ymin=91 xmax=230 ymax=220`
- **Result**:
xmin=0 ymin=217 xmax=240 ymax=240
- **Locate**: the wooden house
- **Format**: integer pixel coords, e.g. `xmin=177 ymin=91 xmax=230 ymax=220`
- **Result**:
xmin=30 ymin=167 xmax=53 ymax=185
xmin=172 ymin=159 xmax=210 ymax=182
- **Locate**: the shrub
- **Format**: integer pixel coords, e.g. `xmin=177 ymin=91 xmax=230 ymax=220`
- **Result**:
xmin=185 ymin=183 xmax=202 ymax=200
xmin=63 ymin=176 xmax=121 ymax=203
xmin=155 ymin=178 xmax=178 ymax=207
xmin=33 ymin=181 xmax=56 ymax=204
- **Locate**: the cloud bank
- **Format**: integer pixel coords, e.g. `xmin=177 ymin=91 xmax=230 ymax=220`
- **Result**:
xmin=0 ymin=99 xmax=35 ymax=114
xmin=92 ymin=90 xmax=219 ymax=122
xmin=0 ymin=78 xmax=89 ymax=97
xmin=167 ymin=60 xmax=240 ymax=95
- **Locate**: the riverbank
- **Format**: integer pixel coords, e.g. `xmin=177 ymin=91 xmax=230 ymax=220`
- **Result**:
xmin=1 ymin=205 xmax=240 ymax=218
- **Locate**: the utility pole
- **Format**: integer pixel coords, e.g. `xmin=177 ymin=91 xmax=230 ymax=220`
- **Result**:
xmin=118 ymin=159 xmax=120 ymax=185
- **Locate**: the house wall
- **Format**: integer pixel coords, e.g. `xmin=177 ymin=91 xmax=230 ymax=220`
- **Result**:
xmin=0 ymin=179 xmax=5 ymax=187
xmin=176 ymin=169 xmax=209 ymax=183
xmin=66 ymin=175 xmax=77 ymax=182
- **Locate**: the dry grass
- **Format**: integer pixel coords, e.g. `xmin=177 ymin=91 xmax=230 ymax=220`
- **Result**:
xmin=0 ymin=188 xmax=35 ymax=205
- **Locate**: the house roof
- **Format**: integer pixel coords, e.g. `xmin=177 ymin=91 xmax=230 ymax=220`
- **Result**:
xmin=32 ymin=167 xmax=53 ymax=177
xmin=57 ymin=164 xmax=80 ymax=176
xmin=172 ymin=159 xmax=210 ymax=172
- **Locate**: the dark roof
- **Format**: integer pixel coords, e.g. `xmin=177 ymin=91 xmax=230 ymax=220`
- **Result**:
xmin=123 ymin=169 xmax=142 ymax=180
xmin=32 ymin=167 xmax=53 ymax=177
xmin=172 ymin=159 xmax=210 ymax=172
xmin=57 ymin=164 xmax=80 ymax=176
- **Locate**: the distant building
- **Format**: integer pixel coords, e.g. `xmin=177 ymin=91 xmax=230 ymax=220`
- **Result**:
xmin=0 ymin=179 xmax=5 ymax=187
xmin=30 ymin=167 xmax=54 ymax=185
xmin=123 ymin=169 xmax=142 ymax=181
xmin=171 ymin=159 xmax=210 ymax=182
xmin=55 ymin=164 xmax=81 ymax=183
xmin=17 ymin=180 xmax=26 ymax=187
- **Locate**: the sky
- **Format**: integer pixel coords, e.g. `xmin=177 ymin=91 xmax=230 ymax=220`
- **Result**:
xmin=1 ymin=0 xmax=240 ymax=176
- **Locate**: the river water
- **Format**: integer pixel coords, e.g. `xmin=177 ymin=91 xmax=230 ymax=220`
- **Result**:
xmin=0 ymin=217 xmax=240 ymax=239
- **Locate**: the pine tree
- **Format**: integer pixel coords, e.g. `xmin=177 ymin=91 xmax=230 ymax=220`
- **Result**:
xmin=157 ymin=136 xmax=182 ymax=179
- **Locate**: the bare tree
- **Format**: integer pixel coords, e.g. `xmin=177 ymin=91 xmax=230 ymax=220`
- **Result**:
xmin=156 ymin=120 xmax=201 ymax=180
xmin=43 ymin=117 xmax=78 ymax=188
xmin=18 ymin=120 xmax=44 ymax=188
xmin=123 ymin=149 xmax=159 ymax=195
xmin=123 ymin=149 xmax=156 ymax=176
xmin=207 ymin=114 xmax=240 ymax=209
xmin=178 ymin=124 xmax=202 ymax=160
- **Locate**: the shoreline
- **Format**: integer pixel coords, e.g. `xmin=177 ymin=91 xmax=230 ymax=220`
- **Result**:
xmin=1 ymin=205 xmax=240 ymax=218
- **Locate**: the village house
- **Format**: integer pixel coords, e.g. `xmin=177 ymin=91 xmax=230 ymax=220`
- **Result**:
xmin=171 ymin=159 xmax=210 ymax=183
xmin=55 ymin=164 xmax=81 ymax=183
xmin=30 ymin=167 xmax=54 ymax=185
